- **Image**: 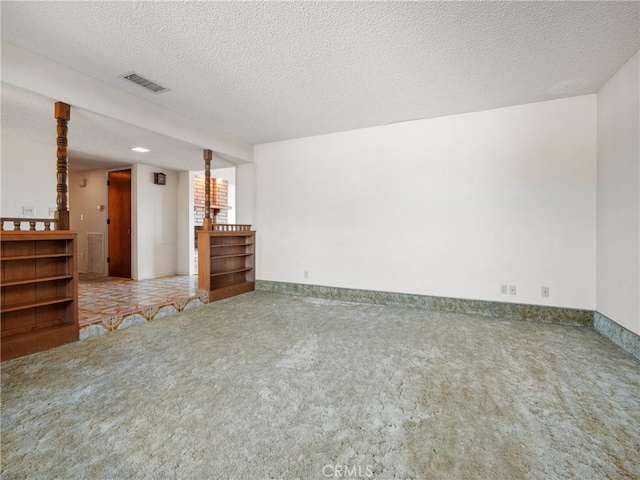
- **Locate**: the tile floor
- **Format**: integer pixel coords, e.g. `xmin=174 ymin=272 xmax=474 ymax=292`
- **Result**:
xmin=78 ymin=274 xmax=204 ymax=326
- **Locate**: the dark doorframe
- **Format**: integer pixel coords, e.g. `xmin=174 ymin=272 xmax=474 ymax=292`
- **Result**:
xmin=108 ymin=169 xmax=132 ymax=278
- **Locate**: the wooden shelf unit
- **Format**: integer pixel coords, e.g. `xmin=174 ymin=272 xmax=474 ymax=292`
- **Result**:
xmin=198 ymin=227 xmax=255 ymax=302
xmin=1 ymin=231 xmax=79 ymax=361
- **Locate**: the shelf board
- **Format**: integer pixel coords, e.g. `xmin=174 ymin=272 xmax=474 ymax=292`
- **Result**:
xmin=1 ymin=253 xmax=72 ymax=261
xmin=1 ymin=323 xmax=75 ymax=340
xmin=210 ymin=205 xmax=230 ymax=210
xmin=1 ymin=296 xmax=74 ymax=313
xmin=2 ymin=317 xmax=69 ymax=336
xmin=1 ymin=275 xmax=73 ymax=287
xmin=210 ymin=253 xmax=252 ymax=260
xmin=207 ymin=281 xmax=254 ymax=302
xmin=209 ymin=242 xmax=253 ymax=248
xmin=1 ymin=323 xmax=78 ymax=362
xmin=209 ymin=267 xmax=253 ymax=278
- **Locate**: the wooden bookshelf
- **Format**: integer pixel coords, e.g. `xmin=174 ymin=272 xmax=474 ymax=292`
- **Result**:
xmin=1 ymin=231 xmax=79 ymax=361
xmin=198 ymin=225 xmax=255 ymax=302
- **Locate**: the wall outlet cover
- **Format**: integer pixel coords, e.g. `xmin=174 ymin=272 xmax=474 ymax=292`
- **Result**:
xmin=500 ymin=284 xmax=508 ymax=294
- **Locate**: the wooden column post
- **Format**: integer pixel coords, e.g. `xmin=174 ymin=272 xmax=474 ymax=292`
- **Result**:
xmin=203 ymin=149 xmax=213 ymax=230
xmin=55 ymin=102 xmax=71 ymax=230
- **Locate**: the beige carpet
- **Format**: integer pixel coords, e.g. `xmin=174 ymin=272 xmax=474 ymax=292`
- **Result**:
xmin=2 ymin=292 xmax=639 ymax=479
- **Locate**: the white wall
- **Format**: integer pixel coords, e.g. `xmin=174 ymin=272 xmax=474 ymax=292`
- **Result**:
xmin=177 ymin=170 xmax=195 ymax=275
xmin=1 ymin=135 xmax=56 ymax=218
xmin=243 ymin=96 xmax=597 ymax=309
xmin=69 ymin=169 xmax=109 ymax=274
xmin=132 ymin=163 xmax=179 ymax=280
xmin=236 ymin=164 xmax=255 ymax=226
xmin=596 ymin=51 xmax=640 ymax=335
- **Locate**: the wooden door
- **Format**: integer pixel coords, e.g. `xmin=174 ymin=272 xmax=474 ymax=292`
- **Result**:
xmin=108 ymin=169 xmax=132 ymax=278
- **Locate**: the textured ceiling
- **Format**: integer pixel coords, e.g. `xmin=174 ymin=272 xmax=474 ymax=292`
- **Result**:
xmin=1 ymin=83 xmax=226 ymax=172
xmin=1 ymin=1 xmax=639 ymax=145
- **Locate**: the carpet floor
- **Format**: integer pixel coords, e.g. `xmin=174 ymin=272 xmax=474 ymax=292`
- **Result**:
xmin=1 ymin=292 xmax=639 ymax=479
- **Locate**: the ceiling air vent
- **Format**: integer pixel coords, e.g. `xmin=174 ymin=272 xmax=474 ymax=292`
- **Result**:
xmin=120 ymin=72 xmax=170 ymax=94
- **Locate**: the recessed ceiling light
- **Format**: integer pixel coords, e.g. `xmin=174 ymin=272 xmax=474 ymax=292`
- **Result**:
xmin=131 ymin=147 xmax=150 ymax=153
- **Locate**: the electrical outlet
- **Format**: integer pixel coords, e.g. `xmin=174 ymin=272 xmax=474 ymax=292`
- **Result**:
xmin=22 ymin=206 xmax=35 ymax=216
xmin=304 ymin=270 xmax=309 ymax=279
xmin=509 ymin=285 xmax=517 ymax=295
xmin=500 ymin=284 xmax=508 ymax=294
xmin=80 ymin=253 xmax=85 ymax=260
xmin=49 ymin=208 xmax=56 ymax=216
xmin=541 ymin=286 xmax=550 ymax=297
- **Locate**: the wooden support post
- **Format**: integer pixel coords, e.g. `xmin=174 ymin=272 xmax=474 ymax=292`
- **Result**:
xmin=203 ymin=149 xmax=213 ymax=230
xmin=54 ymin=102 xmax=71 ymax=230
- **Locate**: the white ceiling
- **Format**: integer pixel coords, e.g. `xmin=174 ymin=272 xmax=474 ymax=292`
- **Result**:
xmin=1 ymin=1 xmax=639 ymax=149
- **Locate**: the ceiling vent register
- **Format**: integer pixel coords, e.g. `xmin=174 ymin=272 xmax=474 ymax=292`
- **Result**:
xmin=120 ymin=72 xmax=170 ymax=94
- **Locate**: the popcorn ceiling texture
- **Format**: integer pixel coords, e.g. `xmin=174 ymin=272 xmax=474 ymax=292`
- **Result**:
xmin=2 ymin=2 xmax=638 ymax=144
xmin=2 ymin=292 xmax=639 ymax=479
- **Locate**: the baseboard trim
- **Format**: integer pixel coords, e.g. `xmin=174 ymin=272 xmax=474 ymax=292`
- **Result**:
xmin=593 ymin=311 xmax=640 ymax=361
xmin=255 ymin=280 xmax=592 ymax=327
